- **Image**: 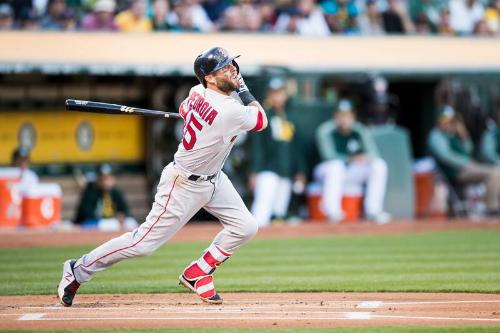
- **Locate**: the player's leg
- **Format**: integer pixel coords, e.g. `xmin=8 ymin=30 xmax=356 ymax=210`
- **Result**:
xmin=271 ymin=176 xmax=292 ymax=220
xmin=58 ymin=163 xmax=211 ymax=306
xmin=251 ymin=171 xmax=280 ymax=227
xmin=363 ymin=158 xmax=390 ymax=223
xmin=179 ymin=172 xmax=258 ymax=304
xmin=314 ymin=160 xmax=346 ymax=222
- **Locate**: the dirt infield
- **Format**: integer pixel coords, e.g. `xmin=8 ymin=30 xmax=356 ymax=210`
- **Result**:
xmin=1 ymin=219 xmax=500 ymax=248
xmin=1 ymin=292 xmax=499 ymax=330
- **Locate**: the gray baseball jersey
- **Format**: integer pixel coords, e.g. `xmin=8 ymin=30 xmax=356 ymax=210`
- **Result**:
xmin=73 ymin=84 xmax=264 ymax=283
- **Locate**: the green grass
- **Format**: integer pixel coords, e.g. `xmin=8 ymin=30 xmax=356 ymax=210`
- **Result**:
xmin=0 ymin=229 xmax=499 ymax=295
xmin=1 ymin=328 xmax=500 ymax=333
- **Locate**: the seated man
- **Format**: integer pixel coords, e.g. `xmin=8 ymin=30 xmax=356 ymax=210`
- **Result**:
xmin=74 ymin=164 xmax=138 ymax=231
xmin=11 ymin=146 xmax=39 ymax=194
xmin=314 ymin=100 xmax=390 ymax=224
xmin=428 ymin=106 xmax=500 ymax=216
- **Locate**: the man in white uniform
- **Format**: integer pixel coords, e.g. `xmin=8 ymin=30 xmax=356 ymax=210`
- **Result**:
xmin=314 ymin=100 xmax=390 ymax=224
xmin=58 ymin=47 xmax=268 ymax=305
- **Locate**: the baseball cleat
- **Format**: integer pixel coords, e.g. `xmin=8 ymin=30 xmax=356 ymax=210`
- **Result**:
xmin=57 ymin=259 xmax=80 ymax=307
xmin=179 ymin=274 xmax=223 ymax=305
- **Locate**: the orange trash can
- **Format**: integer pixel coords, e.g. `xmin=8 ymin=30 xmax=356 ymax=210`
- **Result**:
xmin=0 ymin=168 xmax=22 ymax=228
xmin=22 ymin=183 xmax=62 ymax=228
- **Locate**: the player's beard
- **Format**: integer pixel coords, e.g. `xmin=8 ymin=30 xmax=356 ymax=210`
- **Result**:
xmin=215 ymin=76 xmax=239 ymax=94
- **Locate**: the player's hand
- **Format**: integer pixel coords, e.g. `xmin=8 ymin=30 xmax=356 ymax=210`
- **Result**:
xmin=236 ymin=73 xmax=249 ymax=94
xmin=236 ymin=73 xmax=257 ymax=106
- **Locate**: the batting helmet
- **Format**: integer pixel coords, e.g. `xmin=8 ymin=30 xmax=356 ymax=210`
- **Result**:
xmin=194 ymin=47 xmax=240 ymax=87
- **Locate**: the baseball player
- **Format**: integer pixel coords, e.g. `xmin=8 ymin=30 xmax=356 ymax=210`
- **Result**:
xmin=58 ymin=46 xmax=268 ymax=305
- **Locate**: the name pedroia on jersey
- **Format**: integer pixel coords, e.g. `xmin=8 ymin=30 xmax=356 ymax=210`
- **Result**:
xmin=183 ymin=91 xmax=219 ymax=126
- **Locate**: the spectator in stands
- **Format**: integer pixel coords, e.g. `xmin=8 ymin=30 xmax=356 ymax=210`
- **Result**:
xmin=169 ymin=0 xmax=213 ymax=32
xmin=81 ymin=0 xmax=118 ymax=31
xmin=437 ymin=7 xmax=455 ymax=34
xmin=18 ymin=7 xmax=40 ymax=30
xmin=114 ymin=0 xmax=152 ymax=32
xmin=275 ymin=0 xmax=331 ymax=36
xmin=484 ymin=0 xmax=500 ymax=34
xmin=321 ymin=0 xmax=359 ymax=34
xmin=250 ymin=78 xmax=306 ymax=227
xmin=240 ymin=1 xmax=263 ymax=32
xmin=259 ymin=0 xmax=278 ymax=32
xmin=414 ymin=12 xmax=433 ymax=34
xmin=409 ymin=0 xmax=444 ymax=31
xmin=314 ymin=100 xmax=391 ymax=224
xmin=449 ymin=0 xmax=485 ymax=35
xmin=219 ymin=5 xmax=241 ymax=31
xmin=481 ymin=112 xmax=500 ymax=164
xmin=202 ymin=0 xmax=229 ymax=23
xmin=11 ymin=147 xmax=39 ymax=194
xmin=151 ymin=0 xmax=172 ymax=31
xmin=75 ymin=164 xmax=138 ymax=231
xmin=428 ymin=106 xmax=500 ymax=216
xmin=357 ymin=0 xmax=385 ymax=35
xmin=0 ymin=3 xmax=14 ymax=30
xmin=40 ymin=0 xmax=70 ymax=30
xmin=382 ymin=0 xmax=415 ymax=34
xmin=473 ymin=18 xmax=491 ymax=35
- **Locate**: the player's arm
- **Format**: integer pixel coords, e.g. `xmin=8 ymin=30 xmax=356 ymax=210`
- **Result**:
xmin=236 ymin=73 xmax=268 ymax=132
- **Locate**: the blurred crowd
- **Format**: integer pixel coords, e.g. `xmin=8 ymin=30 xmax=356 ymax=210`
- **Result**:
xmin=0 ymin=0 xmax=499 ymax=36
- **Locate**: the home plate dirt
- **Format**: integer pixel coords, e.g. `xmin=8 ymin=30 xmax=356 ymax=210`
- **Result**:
xmin=1 ymin=293 xmax=499 ymax=330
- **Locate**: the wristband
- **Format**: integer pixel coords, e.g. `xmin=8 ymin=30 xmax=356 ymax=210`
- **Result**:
xmin=238 ymin=91 xmax=256 ymax=106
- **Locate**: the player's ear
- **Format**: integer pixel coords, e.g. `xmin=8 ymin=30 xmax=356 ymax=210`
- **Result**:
xmin=205 ymin=74 xmax=216 ymax=86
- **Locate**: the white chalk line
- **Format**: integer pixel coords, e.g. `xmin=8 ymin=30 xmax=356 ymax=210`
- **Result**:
xmin=17 ymin=299 xmax=500 ymax=311
xmin=14 ymin=313 xmax=500 ymax=322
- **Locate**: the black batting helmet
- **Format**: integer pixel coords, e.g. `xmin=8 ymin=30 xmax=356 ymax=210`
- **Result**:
xmin=194 ymin=47 xmax=240 ymax=87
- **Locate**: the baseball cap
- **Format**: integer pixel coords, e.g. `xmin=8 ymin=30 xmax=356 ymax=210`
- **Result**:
xmin=94 ymin=0 xmax=116 ymax=13
xmin=268 ymin=78 xmax=285 ymax=90
xmin=98 ymin=163 xmax=113 ymax=176
xmin=438 ymin=105 xmax=456 ymax=122
xmin=337 ymin=99 xmax=353 ymax=113
xmin=0 ymin=4 xmax=13 ymax=17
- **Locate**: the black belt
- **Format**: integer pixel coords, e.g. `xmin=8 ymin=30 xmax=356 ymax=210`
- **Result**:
xmin=173 ymin=161 xmax=216 ymax=181
xmin=188 ymin=174 xmax=216 ymax=181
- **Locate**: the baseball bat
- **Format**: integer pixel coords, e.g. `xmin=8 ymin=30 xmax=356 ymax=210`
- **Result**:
xmin=65 ymin=99 xmax=182 ymax=119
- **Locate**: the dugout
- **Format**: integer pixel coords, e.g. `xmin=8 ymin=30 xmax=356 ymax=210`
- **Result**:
xmin=1 ymin=32 xmax=499 ymax=220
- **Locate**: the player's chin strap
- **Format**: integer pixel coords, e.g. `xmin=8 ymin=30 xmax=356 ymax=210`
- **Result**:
xmin=184 ymin=244 xmax=232 ymax=279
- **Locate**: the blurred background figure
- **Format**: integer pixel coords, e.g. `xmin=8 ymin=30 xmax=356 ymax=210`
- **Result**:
xmin=275 ymin=0 xmax=330 ymax=36
xmin=480 ymin=111 xmax=500 ymax=164
xmin=382 ymin=0 xmax=415 ymax=34
xmin=169 ymin=0 xmax=213 ymax=32
xmin=75 ymin=164 xmax=138 ymax=231
xmin=151 ymin=0 xmax=172 ymax=31
xmin=81 ymin=0 xmax=118 ymax=31
xmin=39 ymin=0 xmax=72 ymax=30
xmin=250 ymin=78 xmax=306 ymax=227
xmin=11 ymin=147 xmax=39 ymax=194
xmin=0 ymin=3 xmax=14 ymax=30
xmin=449 ymin=0 xmax=485 ymax=35
xmin=314 ymin=100 xmax=391 ymax=224
xmin=484 ymin=0 xmax=500 ymax=34
xmin=114 ymin=0 xmax=152 ymax=32
xmin=428 ymin=106 xmax=500 ymax=216
xmin=357 ymin=0 xmax=384 ymax=35
xmin=321 ymin=0 xmax=359 ymax=34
